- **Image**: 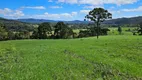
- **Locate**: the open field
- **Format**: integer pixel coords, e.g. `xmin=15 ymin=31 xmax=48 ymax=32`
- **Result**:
xmin=0 ymin=35 xmax=142 ymax=80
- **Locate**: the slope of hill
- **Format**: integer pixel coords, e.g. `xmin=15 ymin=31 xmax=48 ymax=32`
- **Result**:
xmin=0 ymin=17 xmax=36 ymax=31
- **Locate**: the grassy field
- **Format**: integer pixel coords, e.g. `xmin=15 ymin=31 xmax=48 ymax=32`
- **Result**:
xmin=0 ymin=34 xmax=142 ymax=79
xmin=108 ymin=27 xmax=136 ymax=35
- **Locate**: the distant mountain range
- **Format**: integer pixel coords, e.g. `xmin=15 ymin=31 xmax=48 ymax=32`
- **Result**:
xmin=103 ymin=16 xmax=142 ymax=25
xmin=16 ymin=18 xmax=89 ymax=24
xmin=1 ymin=16 xmax=142 ymax=25
xmin=16 ymin=16 xmax=142 ymax=25
xmin=1 ymin=16 xmax=142 ymax=31
xmin=17 ymin=18 xmax=57 ymax=23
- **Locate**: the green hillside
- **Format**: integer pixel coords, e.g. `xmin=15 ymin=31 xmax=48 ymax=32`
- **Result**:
xmin=0 ymin=17 xmax=36 ymax=31
xmin=0 ymin=35 xmax=142 ymax=80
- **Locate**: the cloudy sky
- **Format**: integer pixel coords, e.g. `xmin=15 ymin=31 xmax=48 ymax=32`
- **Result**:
xmin=0 ymin=0 xmax=142 ymax=21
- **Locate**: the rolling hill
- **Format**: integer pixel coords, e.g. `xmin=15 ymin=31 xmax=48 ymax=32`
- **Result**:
xmin=0 ymin=17 xmax=36 ymax=31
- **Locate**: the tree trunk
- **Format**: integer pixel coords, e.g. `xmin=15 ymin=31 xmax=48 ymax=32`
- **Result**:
xmin=96 ymin=21 xmax=99 ymax=39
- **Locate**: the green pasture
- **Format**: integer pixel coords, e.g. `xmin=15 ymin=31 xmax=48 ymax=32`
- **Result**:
xmin=0 ymin=35 xmax=142 ymax=80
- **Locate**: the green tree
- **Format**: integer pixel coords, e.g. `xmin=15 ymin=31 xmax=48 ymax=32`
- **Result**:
xmin=60 ymin=27 xmax=73 ymax=39
xmin=85 ymin=8 xmax=112 ymax=39
xmin=14 ymin=32 xmax=24 ymax=39
xmin=23 ymin=30 xmax=30 ymax=39
xmin=15 ymin=33 xmax=20 ymax=39
xmin=7 ymin=31 xmax=15 ymax=40
xmin=118 ymin=26 xmax=122 ymax=34
xmin=54 ymin=22 xmax=73 ymax=39
xmin=38 ymin=22 xmax=52 ymax=39
xmin=31 ymin=29 xmax=39 ymax=39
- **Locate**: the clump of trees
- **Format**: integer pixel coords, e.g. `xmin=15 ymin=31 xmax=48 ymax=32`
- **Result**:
xmin=38 ymin=22 xmax=52 ymax=39
xmin=132 ymin=23 xmax=142 ymax=35
xmin=138 ymin=27 xmax=142 ymax=35
xmin=31 ymin=22 xmax=74 ymax=39
xmin=138 ymin=23 xmax=142 ymax=35
xmin=14 ymin=31 xmax=30 ymax=39
xmin=78 ymin=27 xmax=110 ymax=38
xmin=0 ymin=24 xmax=7 ymax=40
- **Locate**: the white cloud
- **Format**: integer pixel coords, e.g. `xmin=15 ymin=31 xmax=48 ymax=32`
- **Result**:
xmin=58 ymin=0 xmax=78 ymax=4
xmin=49 ymin=6 xmax=62 ymax=9
xmin=107 ymin=8 xmax=121 ymax=14
xmin=58 ymin=0 xmax=138 ymax=5
xmin=21 ymin=6 xmax=46 ymax=10
xmin=31 ymin=12 xmax=78 ymax=20
xmin=122 ymin=6 xmax=142 ymax=12
xmin=0 ymin=7 xmax=78 ymax=20
xmin=61 ymin=13 xmax=72 ymax=17
xmin=80 ymin=9 xmax=118 ymax=15
xmin=79 ymin=0 xmax=104 ymax=5
xmin=66 ymin=0 xmax=78 ymax=4
xmin=80 ymin=10 xmax=90 ymax=14
xmin=0 ymin=8 xmax=12 ymax=15
xmin=58 ymin=0 xmax=65 ymax=2
xmin=71 ymin=12 xmax=78 ymax=16
xmin=13 ymin=10 xmax=24 ymax=17
xmin=83 ymin=6 xmax=96 ymax=9
xmin=0 ymin=8 xmax=24 ymax=18
xmin=110 ymin=6 xmax=115 ymax=9
xmin=48 ymin=0 xmax=53 ymax=2
xmin=83 ymin=5 xmax=104 ymax=9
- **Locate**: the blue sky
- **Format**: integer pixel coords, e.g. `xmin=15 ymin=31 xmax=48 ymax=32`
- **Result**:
xmin=0 ymin=0 xmax=142 ymax=21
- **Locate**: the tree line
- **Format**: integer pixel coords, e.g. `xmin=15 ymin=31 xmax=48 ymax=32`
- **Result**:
xmin=0 ymin=21 xmax=142 ymax=41
xmin=0 ymin=21 xmax=112 ymax=41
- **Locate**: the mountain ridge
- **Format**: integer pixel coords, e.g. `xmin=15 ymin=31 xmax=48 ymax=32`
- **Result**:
xmin=16 ymin=16 xmax=142 ymax=25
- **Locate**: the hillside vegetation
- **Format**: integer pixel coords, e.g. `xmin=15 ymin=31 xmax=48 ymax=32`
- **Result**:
xmin=0 ymin=35 xmax=142 ymax=80
xmin=0 ymin=17 xmax=36 ymax=31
